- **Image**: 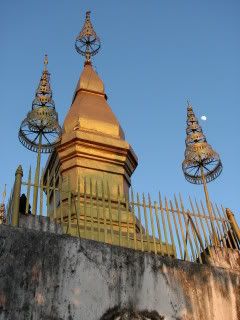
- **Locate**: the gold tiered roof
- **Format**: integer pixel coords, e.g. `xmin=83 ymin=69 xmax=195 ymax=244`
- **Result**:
xmin=63 ymin=62 xmax=125 ymax=139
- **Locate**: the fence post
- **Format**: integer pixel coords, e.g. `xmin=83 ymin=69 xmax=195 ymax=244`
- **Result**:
xmin=226 ymin=208 xmax=240 ymax=242
xmin=12 ymin=165 xmax=23 ymax=227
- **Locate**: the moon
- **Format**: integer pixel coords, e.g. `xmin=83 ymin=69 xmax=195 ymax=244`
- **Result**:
xmin=201 ymin=115 xmax=207 ymax=121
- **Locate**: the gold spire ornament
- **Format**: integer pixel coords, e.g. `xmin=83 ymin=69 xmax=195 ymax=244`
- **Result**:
xmin=18 ymin=55 xmax=61 ymax=215
xmin=182 ymin=103 xmax=222 ymax=184
xmin=182 ymin=103 xmax=223 ymax=245
xmin=19 ymin=55 xmax=61 ymax=153
xmin=75 ymin=11 xmax=101 ymax=62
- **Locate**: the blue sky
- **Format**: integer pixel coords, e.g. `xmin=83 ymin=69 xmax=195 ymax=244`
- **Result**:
xmin=1 ymin=0 xmax=240 ymax=223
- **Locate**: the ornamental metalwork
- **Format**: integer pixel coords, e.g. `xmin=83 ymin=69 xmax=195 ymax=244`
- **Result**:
xmin=18 ymin=55 xmax=61 ymax=214
xmin=182 ymin=102 xmax=223 ymax=245
xmin=19 ymin=55 xmax=61 ymax=153
xmin=182 ymin=103 xmax=222 ymax=184
xmin=75 ymin=11 xmax=101 ymax=61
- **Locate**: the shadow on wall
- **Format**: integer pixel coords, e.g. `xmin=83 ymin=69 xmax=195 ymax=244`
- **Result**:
xmin=99 ymin=306 xmax=164 ymax=320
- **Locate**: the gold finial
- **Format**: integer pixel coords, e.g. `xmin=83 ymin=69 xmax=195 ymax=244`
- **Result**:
xmin=182 ymin=104 xmax=222 ymax=184
xmin=187 ymin=100 xmax=191 ymax=108
xmin=75 ymin=11 xmax=101 ymax=62
xmin=44 ymin=54 xmax=48 ymax=71
xmin=31 ymin=54 xmax=54 ymax=109
xmin=86 ymin=11 xmax=91 ymax=21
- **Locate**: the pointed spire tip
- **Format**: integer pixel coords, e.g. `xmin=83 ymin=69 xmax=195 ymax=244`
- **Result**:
xmin=187 ymin=100 xmax=192 ymax=109
xmin=44 ymin=54 xmax=48 ymax=70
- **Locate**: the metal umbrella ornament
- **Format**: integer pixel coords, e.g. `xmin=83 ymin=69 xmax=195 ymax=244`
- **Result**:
xmin=19 ymin=55 xmax=61 ymax=215
xmin=182 ymin=102 xmax=223 ymax=245
xmin=75 ymin=11 xmax=101 ymax=62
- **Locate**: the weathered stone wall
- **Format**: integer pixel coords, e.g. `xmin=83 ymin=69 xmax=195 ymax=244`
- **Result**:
xmin=0 ymin=224 xmax=239 ymax=320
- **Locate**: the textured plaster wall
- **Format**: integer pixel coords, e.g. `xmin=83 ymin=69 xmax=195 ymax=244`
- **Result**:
xmin=0 ymin=224 xmax=239 ymax=320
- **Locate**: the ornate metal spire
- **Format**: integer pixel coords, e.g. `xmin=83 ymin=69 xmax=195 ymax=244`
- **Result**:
xmin=75 ymin=11 xmax=101 ymax=62
xmin=18 ymin=55 xmax=61 ymax=215
xmin=19 ymin=55 xmax=61 ymax=153
xmin=182 ymin=102 xmax=222 ymax=245
xmin=32 ymin=54 xmax=55 ymax=110
xmin=182 ymin=103 xmax=222 ymax=184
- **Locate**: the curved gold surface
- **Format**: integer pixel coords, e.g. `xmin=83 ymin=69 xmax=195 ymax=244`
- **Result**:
xmin=63 ymin=63 xmax=125 ymax=139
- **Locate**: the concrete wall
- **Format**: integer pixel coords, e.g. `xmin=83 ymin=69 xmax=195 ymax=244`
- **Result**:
xmin=0 ymin=224 xmax=239 ymax=320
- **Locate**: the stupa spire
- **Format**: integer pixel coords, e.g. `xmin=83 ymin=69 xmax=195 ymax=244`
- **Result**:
xmin=75 ymin=11 xmax=101 ymax=62
xmin=44 ymin=11 xmax=138 ymax=236
xmin=63 ymin=12 xmax=124 ymax=138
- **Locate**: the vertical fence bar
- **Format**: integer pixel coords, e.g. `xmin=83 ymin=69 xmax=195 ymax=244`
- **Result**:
xmin=159 ymin=192 xmax=170 ymax=257
xmin=148 ymin=194 xmax=157 ymax=254
xmin=12 ymin=165 xmax=23 ymax=227
xmin=101 ymin=181 xmax=107 ymax=243
xmin=84 ymin=177 xmax=87 ymax=238
xmin=39 ymin=169 xmax=44 ymax=216
xmin=211 ymin=202 xmax=226 ymax=247
xmin=25 ymin=167 xmax=31 ymax=215
xmin=7 ymin=188 xmax=14 ymax=225
xmin=186 ymin=211 xmax=203 ymax=264
xmin=46 ymin=171 xmax=50 ymax=218
xmin=200 ymin=200 xmax=217 ymax=254
xmin=215 ymin=204 xmax=233 ymax=249
xmin=142 ymin=193 xmax=150 ymax=252
xmin=72 ymin=176 xmax=81 ymax=238
xmin=174 ymin=195 xmax=189 ymax=261
xmin=195 ymin=199 xmax=212 ymax=259
xmin=179 ymin=193 xmax=195 ymax=261
xmin=154 ymin=201 xmax=162 ymax=253
xmin=200 ymin=200 xmax=212 ymax=243
xmin=137 ymin=193 xmax=144 ymax=252
xmin=165 ymin=197 xmax=176 ymax=257
xmin=131 ymin=188 xmax=137 ymax=250
xmin=189 ymin=197 xmax=205 ymax=260
xmin=32 ymin=133 xmax=42 ymax=216
xmin=67 ymin=176 xmax=72 ymax=235
xmin=75 ymin=176 xmax=81 ymax=238
xmin=195 ymin=199 xmax=209 ymax=247
xmin=107 ymin=183 xmax=114 ymax=245
xmin=59 ymin=175 xmax=64 ymax=224
xmin=189 ymin=197 xmax=203 ymax=246
xmin=117 ymin=186 xmax=122 ymax=247
xmin=96 ymin=182 xmax=100 ymax=242
xmin=53 ymin=173 xmax=57 ymax=220
xmin=170 ymin=200 xmax=183 ymax=260
xmin=125 ymin=193 xmax=130 ymax=248
xmin=90 ymin=179 xmax=94 ymax=240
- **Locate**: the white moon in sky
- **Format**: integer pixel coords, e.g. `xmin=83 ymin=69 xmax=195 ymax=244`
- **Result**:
xmin=201 ymin=115 xmax=207 ymax=121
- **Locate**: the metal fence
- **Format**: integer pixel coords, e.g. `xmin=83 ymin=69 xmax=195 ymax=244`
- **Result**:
xmin=6 ymin=165 xmax=240 ymax=264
